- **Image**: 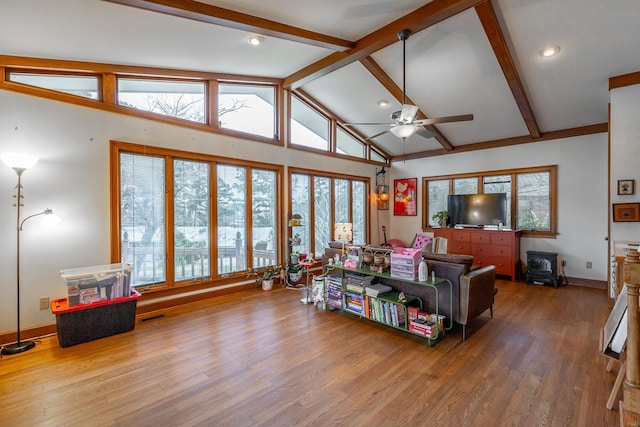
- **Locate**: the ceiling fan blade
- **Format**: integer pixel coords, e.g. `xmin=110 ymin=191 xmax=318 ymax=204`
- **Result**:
xmin=399 ymin=104 xmax=418 ymax=122
xmin=415 ymin=114 xmax=474 ymax=126
xmin=416 ymin=127 xmax=435 ymax=139
xmin=364 ymin=129 xmax=392 ymax=141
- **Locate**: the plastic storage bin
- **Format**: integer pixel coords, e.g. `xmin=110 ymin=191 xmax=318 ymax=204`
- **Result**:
xmin=50 ymin=289 xmax=141 ymax=348
xmin=60 ymin=263 xmax=133 ymax=306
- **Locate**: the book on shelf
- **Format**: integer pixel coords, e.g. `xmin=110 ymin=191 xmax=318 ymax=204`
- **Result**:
xmin=364 ymin=283 xmax=392 ymax=297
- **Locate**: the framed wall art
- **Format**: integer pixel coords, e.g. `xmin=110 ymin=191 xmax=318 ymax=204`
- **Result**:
xmin=394 ymin=178 xmax=417 ymax=216
xmin=613 ymin=203 xmax=640 ymax=222
xmin=618 ymin=179 xmax=635 ymax=195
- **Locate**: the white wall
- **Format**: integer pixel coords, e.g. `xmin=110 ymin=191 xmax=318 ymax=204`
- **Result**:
xmin=610 ymin=84 xmax=640 ymax=243
xmin=384 ymin=133 xmax=609 ymax=282
xmin=0 ymin=90 xmax=377 ymax=333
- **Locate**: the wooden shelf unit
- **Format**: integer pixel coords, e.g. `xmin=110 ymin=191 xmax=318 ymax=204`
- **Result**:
xmin=434 ymin=228 xmax=521 ymax=281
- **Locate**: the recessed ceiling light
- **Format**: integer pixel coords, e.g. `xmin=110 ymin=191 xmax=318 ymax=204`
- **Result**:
xmin=539 ymin=45 xmax=560 ymax=58
xmin=378 ymin=100 xmax=390 ymax=107
xmin=247 ymin=36 xmax=264 ymax=46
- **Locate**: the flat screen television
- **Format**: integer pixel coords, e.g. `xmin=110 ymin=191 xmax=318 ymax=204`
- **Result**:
xmin=447 ymin=193 xmax=507 ymax=227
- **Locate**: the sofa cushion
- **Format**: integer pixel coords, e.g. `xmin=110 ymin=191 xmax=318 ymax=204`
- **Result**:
xmin=421 ymin=252 xmax=474 ymax=273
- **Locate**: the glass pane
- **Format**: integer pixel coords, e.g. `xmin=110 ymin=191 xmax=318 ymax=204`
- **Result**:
xmin=428 ymin=179 xmax=449 ymax=227
xmin=352 ymin=181 xmax=366 ymax=245
xmin=10 ymin=72 xmax=98 ymax=99
xmin=370 ymin=149 xmax=386 ymax=163
xmin=291 ymin=174 xmax=311 ymax=257
xmin=217 ymin=165 xmax=247 ymax=273
xmin=120 ymin=153 xmax=166 ymax=287
xmin=334 ymin=179 xmax=350 ymax=225
xmin=174 ymin=160 xmax=210 ymax=281
xmin=337 ymin=128 xmax=365 ymax=158
xmin=516 ymin=172 xmax=550 ymax=230
xmin=252 ymin=169 xmax=277 ymax=268
xmin=219 ymin=84 xmax=275 ymax=139
xmin=314 ymin=176 xmax=331 ymax=258
xmin=484 ymin=175 xmax=512 ymax=227
xmin=290 ymin=96 xmax=329 ymax=150
xmin=118 ymin=78 xmax=205 ymax=123
xmin=454 ymin=177 xmax=478 ymax=195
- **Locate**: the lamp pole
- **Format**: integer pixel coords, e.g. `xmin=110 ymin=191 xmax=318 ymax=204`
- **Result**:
xmin=3 ymin=167 xmax=37 ymax=355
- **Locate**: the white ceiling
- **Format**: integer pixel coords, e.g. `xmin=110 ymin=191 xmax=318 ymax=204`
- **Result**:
xmin=1 ymin=0 xmax=639 ymax=161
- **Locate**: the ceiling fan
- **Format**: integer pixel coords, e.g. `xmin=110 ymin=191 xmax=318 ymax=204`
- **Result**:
xmin=345 ymin=29 xmax=473 ymax=142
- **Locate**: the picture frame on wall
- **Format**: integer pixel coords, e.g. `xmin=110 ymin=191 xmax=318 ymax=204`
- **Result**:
xmin=618 ymin=179 xmax=635 ymax=195
xmin=394 ymin=178 xmax=417 ymax=216
xmin=613 ymin=203 xmax=640 ymax=222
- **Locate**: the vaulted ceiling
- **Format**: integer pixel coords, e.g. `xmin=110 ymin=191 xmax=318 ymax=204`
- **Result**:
xmin=1 ymin=0 xmax=639 ymax=162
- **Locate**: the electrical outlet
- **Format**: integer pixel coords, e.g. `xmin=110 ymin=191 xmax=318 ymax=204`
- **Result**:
xmin=586 ymin=261 xmax=593 ymax=269
xmin=39 ymin=296 xmax=49 ymax=310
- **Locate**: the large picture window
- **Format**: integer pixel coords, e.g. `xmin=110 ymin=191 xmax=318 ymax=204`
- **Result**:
xmin=422 ymin=165 xmax=557 ymax=236
xmin=113 ymin=142 xmax=281 ymax=290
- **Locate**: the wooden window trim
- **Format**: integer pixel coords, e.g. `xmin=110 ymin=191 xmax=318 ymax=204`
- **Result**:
xmin=422 ymin=165 xmax=558 ymax=237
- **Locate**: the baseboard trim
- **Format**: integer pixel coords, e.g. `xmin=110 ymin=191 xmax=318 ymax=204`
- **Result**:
xmin=565 ymin=276 xmax=607 ymax=290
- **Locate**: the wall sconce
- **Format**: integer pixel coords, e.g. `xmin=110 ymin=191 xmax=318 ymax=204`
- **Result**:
xmin=376 ymin=167 xmax=389 ymax=210
xmin=377 ymin=185 xmax=390 ymax=209
xmin=1 ymin=152 xmax=60 ymax=355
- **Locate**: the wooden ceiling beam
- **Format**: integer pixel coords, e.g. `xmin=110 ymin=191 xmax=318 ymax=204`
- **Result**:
xmin=283 ymin=0 xmax=486 ymax=89
xmin=359 ymin=56 xmax=455 ymax=151
xmin=393 ymin=122 xmax=608 ymax=162
xmin=102 ymin=0 xmax=354 ymax=51
xmin=475 ymin=1 xmax=541 ymax=139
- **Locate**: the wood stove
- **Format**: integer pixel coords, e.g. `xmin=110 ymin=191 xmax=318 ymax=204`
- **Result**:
xmin=525 ymin=251 xmax=559 ymax=288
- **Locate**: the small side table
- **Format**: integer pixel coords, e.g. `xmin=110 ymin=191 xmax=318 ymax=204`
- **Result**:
xmin=298 ymin=259 xmax=318 ymax=304
xmin=525 ymin=251 xmax=559 ymax=288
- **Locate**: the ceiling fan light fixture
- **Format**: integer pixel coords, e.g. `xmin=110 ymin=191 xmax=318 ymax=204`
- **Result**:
xmin=390 ymin=124 xmax=418 ymax=139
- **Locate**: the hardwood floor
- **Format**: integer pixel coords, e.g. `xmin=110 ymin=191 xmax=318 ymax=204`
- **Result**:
xmin=0 ymin=279 xmax=620 ymax=426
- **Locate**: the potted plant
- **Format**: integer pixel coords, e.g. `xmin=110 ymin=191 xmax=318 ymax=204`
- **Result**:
xmin=260 ymin=264 xmax=282 ymax=291
xmin=289 ymin=213 xmax=302 ymax=227
xmin=248 ymin=265 xmax=282 ymax=291
xmin=432 ymin=210 xmax=448 ymax=227
xmin=290 ymin=233 xmax=301 ymax=246
xmin=287 ymin=263 xmax=303 ymax=284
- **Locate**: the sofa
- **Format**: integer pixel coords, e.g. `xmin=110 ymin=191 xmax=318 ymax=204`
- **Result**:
xmin=390 ymin=252 xmax=497 ymax=340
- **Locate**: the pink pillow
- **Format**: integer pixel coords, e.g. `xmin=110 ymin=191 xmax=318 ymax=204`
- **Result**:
xmin=413 ymin=234 xmax=432 ymax=250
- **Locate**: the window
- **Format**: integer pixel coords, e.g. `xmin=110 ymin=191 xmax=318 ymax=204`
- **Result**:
xmin=120 ymin=153 xmax=166 ymax=287
xmin=218 ymin=83 xmax=276 ymax=139
xmin=422 ymin=166 xmax=557 ymax=236
xmin=516 ymin=171 xmax=551 ymax=231
xmin=290 ymin=170 xmax=368 ymax=258
xmin=9 ymin=72 xmax=98 ymax=99
xmin=484 ymin=175 xmax=512 ymax=227
xmin=290 ymin=95 xmax=329 ymax=150
xmin=174 ymin=159 xmax=210 ymax=281
xmin=114 ymin=143 xmax=281 ymax=290
xmin=336 ymin=128 xmax=365 ymax=158
xmin=118 ymin=78 xmax=206 ymax=123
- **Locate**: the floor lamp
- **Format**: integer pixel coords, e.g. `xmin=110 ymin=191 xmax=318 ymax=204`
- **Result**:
xmin=1 ymin=152 xmax=57 ymax=355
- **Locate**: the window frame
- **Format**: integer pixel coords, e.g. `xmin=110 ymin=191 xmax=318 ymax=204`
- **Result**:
xmin=288 ymin=167 xmax=370 ymax=259
xmin=422 ymin=165 xmax=557 ymax=237
xmin=110 ymin=140 xmax=284 ymax=293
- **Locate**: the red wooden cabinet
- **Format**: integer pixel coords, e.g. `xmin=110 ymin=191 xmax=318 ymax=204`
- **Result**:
xmin=434 ymin=228 xmax=521 ymax=280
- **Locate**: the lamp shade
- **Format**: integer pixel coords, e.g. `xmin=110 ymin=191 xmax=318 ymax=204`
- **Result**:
xmin=0 ymin=152 xmax=38 ymax=170
xmin=390 ymin=124 xmax=418 ymax=139
xmin=40 ymin=209 xmax=61 ymax=226
xmin=334 ymin=223 xmax=353 ymax=242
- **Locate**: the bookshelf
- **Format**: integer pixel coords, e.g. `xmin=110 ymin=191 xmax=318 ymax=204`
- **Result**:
xmin=329 ymin=265 xmax=453 ymax=346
